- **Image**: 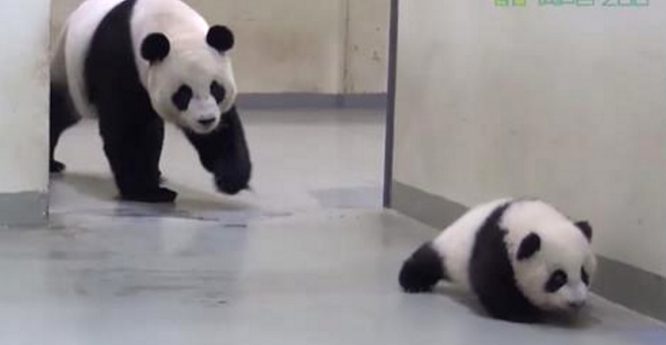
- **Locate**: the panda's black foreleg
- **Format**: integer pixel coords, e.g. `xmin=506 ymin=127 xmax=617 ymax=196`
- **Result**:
xmin=99 ymin=115 xmax=176 ymax=203
xmin=474 ymin=286 xmax=543 ymax=323
xmin=469 ymin=247 xmax=543 ymax=323
xmin=184 ymin=106 xmax=252 ymax=195
xmin=50 ymin=84 xmax=80 ymax=173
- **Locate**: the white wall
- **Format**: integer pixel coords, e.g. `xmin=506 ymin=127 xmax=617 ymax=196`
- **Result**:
xmin=0 ymin=0 xmax=50 ymax=193
xmin=344 ymin=0 xmax=390 ymax=94
xmin=51 ymin=0 xmax=389 ymax=94
xmin=393 ymin=1 xmax=666 ymax=277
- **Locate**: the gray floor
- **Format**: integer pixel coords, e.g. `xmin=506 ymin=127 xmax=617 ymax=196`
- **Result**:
xmin=0 ymin=109 xmax=664 ymax=344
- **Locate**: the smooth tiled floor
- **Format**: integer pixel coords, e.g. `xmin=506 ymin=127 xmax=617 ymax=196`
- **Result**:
xmin=51 ymin=108 xmax=384 ymax=217
xmin=0 ymin=108 xmax=664 ymax=344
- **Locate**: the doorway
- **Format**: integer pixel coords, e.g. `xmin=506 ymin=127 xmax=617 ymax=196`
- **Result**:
xmin=48 ymin=0 xmax=391 ymax=221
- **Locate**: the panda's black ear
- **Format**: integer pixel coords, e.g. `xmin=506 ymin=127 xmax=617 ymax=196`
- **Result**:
xmin=141 ymin=33 xmax=171 ymax=63
xmin=207 ymin=25 xmax=234 ymax=52
xmin=575 ymin=221 xmax=593 ymax=242
xmin=517 ymin=233 xmax=541 ymax=261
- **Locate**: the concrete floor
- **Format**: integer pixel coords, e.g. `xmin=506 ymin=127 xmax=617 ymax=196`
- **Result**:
xmin=0 ymin=109 xmax=664 ymax=344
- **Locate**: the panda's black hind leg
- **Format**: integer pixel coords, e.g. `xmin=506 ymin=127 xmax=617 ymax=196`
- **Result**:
xmin=50 ymin=161 xmax=66 ymax=174
xmin=50 ymin=84 xmax=80 ymax=173
xmin=399 ymin=242 xmax=447 ymax=293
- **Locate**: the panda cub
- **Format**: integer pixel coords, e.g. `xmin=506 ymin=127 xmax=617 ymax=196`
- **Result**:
xmin=399 ymin=198 xmax=596 ymax=323
xmin=50 ymin=0 xmax=251 ymax=203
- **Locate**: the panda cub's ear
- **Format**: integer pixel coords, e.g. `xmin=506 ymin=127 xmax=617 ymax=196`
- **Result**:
xmin=575 ymin=221 xmax=593 ymax=242
xmin=141 ymin=33 xmax=171 ymax=64
xmin=207 ymin=25 xmax=235 ymax=53
xmin=517 ymin=233 xmax=541 ymax=261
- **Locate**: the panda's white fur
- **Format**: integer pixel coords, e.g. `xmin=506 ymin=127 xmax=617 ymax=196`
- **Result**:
xmin=400 ymin=198 xmax=596 ymax=322
xmin=500 ymin=200 xmax=596 ymax=311
xmin=53 ymin=0 xmax=237 ymax=134
xmin=431 ymin=198 xmax=511 ymax=290
xmin=50 ymin=0 xmax=251 ymax=202
xmin=53 ymin=0 xmax=121 ymax=120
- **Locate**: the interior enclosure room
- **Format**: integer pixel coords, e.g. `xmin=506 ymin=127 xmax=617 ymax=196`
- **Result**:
xmin=0 ymin=0 xmax=664 ymax=343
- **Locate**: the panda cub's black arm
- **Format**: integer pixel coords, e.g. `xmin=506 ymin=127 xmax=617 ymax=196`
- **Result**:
xmin=184 ymin=106 xmax=252 ymax=195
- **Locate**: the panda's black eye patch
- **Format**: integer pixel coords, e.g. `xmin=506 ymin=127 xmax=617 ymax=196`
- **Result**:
xmin=581 ymin=267 xmax=590 ymax=286
xmin=210 ymin=81 xmax=226 ymax=103
xmin=545 ymin=270 xmax=568 ymax=293
xmin=172 ymin=85 xmax=193 ymax=111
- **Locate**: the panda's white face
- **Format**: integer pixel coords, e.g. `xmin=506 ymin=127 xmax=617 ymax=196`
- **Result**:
xmin=501 ymin=201 xmax=596 ymax=313
xmin=511 ymin=222 xmax=596 ymax=313
xmin=141 ymin=26 xmax=237 ymax=134
xmin=148 ymin=53 xmax=236 ymax=134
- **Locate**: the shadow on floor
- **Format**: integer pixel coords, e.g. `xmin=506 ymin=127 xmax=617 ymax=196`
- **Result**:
xmin=50 ymin=172 xmax=279 ymax=224
xmin=432 ymin=283 xmax=603 ymax=329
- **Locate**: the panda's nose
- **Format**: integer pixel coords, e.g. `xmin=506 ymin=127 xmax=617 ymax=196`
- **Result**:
xmin=568 ymin=301 xmax=585 ymax=310
xmin=198 ymin=118 xmax=216 ymax=127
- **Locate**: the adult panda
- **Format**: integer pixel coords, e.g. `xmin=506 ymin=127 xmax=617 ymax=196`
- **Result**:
xmin=50 ymin=0 xmax=251 ymax=203
xmin=399 ymin=198 xmax=596 ymax=323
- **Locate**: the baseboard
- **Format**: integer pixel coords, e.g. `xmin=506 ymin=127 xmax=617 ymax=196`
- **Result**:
xmin=391 ymin=181 xmax=467 ymax=229
xmin=237 ymin=93 xmax=387 ymax=109
xmin=390 ymin=180 xmax=666 ymax=322
xmin=0 ymin=192 xmax=48 ymax=227
xmin=593 ymin=256 xmax=666 ymax=322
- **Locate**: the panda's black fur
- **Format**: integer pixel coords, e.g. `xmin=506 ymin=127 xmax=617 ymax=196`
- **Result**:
xmin=50 ymin=0 xmax=251 ymax=203
xmin=466 ymin=203 xmax=542 ymax=322
xmin=400 ymin=203 xmax=540 ymax=322
xmin=400 ymin=199 xmax=596 ymax=323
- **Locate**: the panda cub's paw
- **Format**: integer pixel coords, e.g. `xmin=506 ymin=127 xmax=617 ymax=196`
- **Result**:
xmin=122 ymin=187 xmax=178 ymax=203
xmin=50 ymin=160 xmax=66 ymax=173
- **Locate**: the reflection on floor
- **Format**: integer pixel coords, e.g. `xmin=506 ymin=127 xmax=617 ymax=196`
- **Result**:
xmin=51 ymin=108 xmax=385 ymax=220
xmin=0 ymin=108 xmax=663 ymax=344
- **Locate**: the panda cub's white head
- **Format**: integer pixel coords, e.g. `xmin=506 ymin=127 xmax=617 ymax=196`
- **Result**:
xmin=140 ymin=26 xmax=237 ymax=134
xmin=503 ymin=200 xmax=597 ymax=313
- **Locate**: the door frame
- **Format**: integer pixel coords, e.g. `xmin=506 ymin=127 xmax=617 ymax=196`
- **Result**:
xmin=383 ymin=0 xmax=399 ymax=208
